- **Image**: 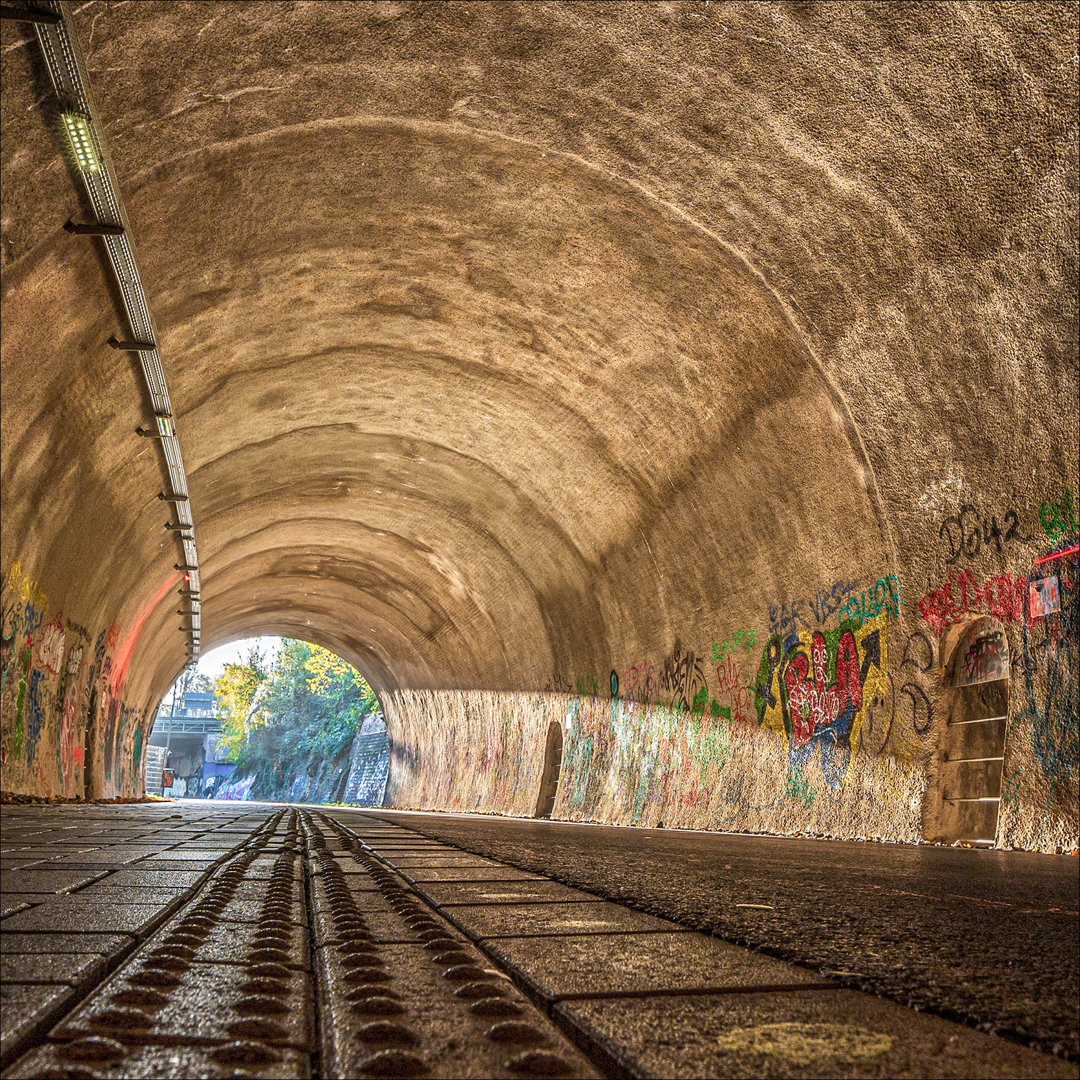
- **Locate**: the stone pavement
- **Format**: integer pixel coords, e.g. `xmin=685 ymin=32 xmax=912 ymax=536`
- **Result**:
xmin=1 ymin=801 xmax=1076 ymax=1078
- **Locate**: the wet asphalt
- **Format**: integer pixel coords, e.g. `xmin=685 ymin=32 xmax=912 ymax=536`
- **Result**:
xmin=348 ymin=811 xmax=1080 ymax=1059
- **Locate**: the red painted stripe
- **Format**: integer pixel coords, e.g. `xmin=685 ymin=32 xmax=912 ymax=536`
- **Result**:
xmin=1032 ymin=544 xmax=1080 ymax=566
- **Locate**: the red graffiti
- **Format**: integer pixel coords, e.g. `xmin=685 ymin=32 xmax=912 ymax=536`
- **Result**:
xmin=35 ymin=615 xmax=66 ymax=677
xmin=783 ymin=630 xmax=863 ymax=749
xmin=917 ymin=570 xmax=1026 ymax=637
xmin=623 ymin=661 xmax=653 ymax=704
xmin=715 ymin=655 xmax=741 ymax=693
xmin=715 ymin=655 xmax=754 ymax=735
xmin=110 ymin=572 xmax=180 ymax=694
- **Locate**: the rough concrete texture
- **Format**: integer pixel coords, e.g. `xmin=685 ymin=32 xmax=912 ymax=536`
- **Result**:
xmin=1 ymin=4 xmax=1078 ymax=849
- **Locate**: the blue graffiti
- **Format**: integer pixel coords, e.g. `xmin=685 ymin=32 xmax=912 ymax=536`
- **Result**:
xmin=26 ymin=667 xmax=45 ymax=766
xmin=1019 ymin=544 xmax=1078 ymax=835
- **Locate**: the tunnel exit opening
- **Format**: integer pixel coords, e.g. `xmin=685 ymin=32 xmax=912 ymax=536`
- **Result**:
xmin=534 ymin=720 xmax=564 ymax=819
xmin=933 ymin=616 xmax=1010 ymax=847
xmin=148 ymin=637 xmax=388 ymax=806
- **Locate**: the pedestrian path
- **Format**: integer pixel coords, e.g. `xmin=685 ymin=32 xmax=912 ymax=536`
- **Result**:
xmin=1 ymin=802 xmax=1075 ymax=1078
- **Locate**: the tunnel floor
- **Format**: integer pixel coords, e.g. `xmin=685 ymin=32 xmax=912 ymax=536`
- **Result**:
xmin=0 ymin=803 xmax=1075 ymax=1079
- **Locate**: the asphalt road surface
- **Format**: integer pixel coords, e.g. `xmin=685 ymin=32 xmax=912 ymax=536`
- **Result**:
xmin=349 ymin=810 xmax=1080 ymax=1059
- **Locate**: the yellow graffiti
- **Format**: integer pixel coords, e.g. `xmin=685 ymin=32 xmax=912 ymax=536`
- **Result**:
xmin=755 ymin=613 xmax=888 ymax=788
xmin=6 ymin=560 xmax=48 ymax=610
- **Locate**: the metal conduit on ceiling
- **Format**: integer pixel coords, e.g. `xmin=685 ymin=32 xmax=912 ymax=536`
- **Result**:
xmin=22 ymin=0 xmax=202 ymax=661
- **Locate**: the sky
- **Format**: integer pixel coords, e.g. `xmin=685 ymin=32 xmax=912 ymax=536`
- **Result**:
xmin=195 ymin=636 xmax=282 ymax=682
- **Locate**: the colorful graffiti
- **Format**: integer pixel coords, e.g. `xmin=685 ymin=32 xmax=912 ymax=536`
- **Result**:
xmin=1018 ymin=544 xmax=1078 ymax=807
xmin=955 ymin=621 xmax=1009 ymax=686
xmin=1037 ymin=489 xmax=1077 ymax=543
xmin=917 ymin=569 xmax=1027 ymax=637
xmin=836 ymin=575 xmax=904 ymax=628
xmin=1 ymin=559 xmax=156 ymax=799
xmin=754 ymin=614 xmax=888 ymax=789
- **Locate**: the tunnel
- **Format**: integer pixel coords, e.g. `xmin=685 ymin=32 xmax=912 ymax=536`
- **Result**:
xmin=2 ymin=3 xmax=1078 ymax=848
xmin=1 ymin=4 xmax=1079 ymax=1076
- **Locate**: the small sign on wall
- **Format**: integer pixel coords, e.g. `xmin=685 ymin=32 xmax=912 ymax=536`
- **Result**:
xmin=954 ymin=617 xmax=1010 ymax=687
xmin=1028 ymin=575 xmax=1060 ymax=619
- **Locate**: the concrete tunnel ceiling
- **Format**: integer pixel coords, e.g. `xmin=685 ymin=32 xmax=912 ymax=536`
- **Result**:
xmin=2 ymin=2 xmax=1077 ymax=836
xmin=14 ymin=111 xmax=886 ymax=701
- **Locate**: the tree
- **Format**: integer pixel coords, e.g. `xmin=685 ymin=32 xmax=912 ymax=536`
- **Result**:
xmin=214 ymin=646 xmax=269 ymax=761
xmin=214 ymin=639 xmax=378 ymax=786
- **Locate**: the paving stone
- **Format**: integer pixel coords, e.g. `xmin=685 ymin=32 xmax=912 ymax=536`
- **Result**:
xmin=444 ymin=899 xmax=692 ymax=940
xmin=0 ymin=869 xmax=109 ymax=894
xmin=0 ymin=952 xmax=106 ymax=988
xmin=54 ymin=962 xmax=315 ymax=1049
xmin=5 ymin=1041 xmax=311 ymax=1078
xmin=0 ymin=900 xmax=171 ymax=937
xmin=420 ymin=879 xmax=601 ymax=907
xmin=400 ymin=866 xmax=547 ymax=883
xmin=1 ymin=849 xmax=87 ymax=859
xmin=219 ymin=881 xmax=304 ymax=903
xmin=69 ymin=887 xmax=190 ymax=905
xmin=124 ymin=859 xmax=221 ymax=872
xmin=0 ymin=982 xmax=74 ymax=1064
xmin=90 ymin=869 xmax=207 ymax=889
xmin=180 ymin=920 xmax=311 ymax=969
xmin=318 ymin=941 xmax=599 ymax=1079
xmin=360 ymin=843 xmax=457 ymax=852
xmin=312 ymin=914 xmax=427 ymax=947
xmin=41 ymin=848 xmax=164 ymax=867
xmin=553 ymin=989 xmax=1080 ymax=1079
xmin=134 ymin=849 xmax=232 ymax=861
xmin=208 ymin=898 xmax=309 ymax=926
xmin=0 ymin=933 xmax=131 ymax=957
xmin=375 ymin=854 xmax=509 ymax=868
xmin=485 ymin=931 xmax=824 ymax=1002
xmin=220 ymin=858 xmax=303 ymax=881
xmin=307 ymin=863 xmax=383 ymax=888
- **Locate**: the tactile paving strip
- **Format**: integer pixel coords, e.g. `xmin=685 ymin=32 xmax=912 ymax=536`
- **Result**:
xmin=5 ymin=809 xmax=310 ymax=1080
xmin=306 ymin=813 xmax=600 ymax=1079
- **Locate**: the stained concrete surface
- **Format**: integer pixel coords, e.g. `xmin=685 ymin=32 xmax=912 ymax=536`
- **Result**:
xmin=367 ymin=809 xmax=1080 ymax=1058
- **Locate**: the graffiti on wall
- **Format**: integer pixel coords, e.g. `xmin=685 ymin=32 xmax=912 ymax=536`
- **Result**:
xmin=1028 ymin=576 xmax=1062 ymax=619
xmin=917 ymin=569 xmax=1027 ymax=637
xmin=658 ymin=642 xmax=707 ymax=713
xmin=753 ymin=613 xmax=888 ymax=789
xmin=1037 ymin=489 xmax=1077 ymax=543
xmin=768 ymin=580 xmax=858 ymax=644
xmin=836 ymin=575 xmax=904 ymax=628
xmin=954 ymin=621 xmax=1010 ymax=687
xmin=938 ymin=503 xmax=1029 ymax=564
xmin=712 ymin=630 xmax=756 ymax=662
xmin=623 ymin=660 xmax=655 ymax=706
xmin=1018 ymin=543 xmax=1079 ymax=823
xmin=1 ymin=559 xmax=154 ymax=799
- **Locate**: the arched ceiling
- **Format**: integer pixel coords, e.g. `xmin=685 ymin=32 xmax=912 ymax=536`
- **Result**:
xmin=2 ymin=1 xmax=1076 ymax=714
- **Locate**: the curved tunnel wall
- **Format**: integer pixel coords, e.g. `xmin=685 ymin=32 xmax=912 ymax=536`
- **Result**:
xmin=1 ymin=2 xmax=1076 ymax=850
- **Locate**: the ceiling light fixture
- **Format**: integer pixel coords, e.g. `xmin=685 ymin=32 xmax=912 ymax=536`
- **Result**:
xmin=62 ymin=112 xmax=99 ymax=172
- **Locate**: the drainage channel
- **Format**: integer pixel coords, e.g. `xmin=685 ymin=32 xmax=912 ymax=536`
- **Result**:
xmin=3 ymin=808 xmax=600 ymax=1080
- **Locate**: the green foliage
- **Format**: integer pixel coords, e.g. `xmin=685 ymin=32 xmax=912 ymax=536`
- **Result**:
xmin=213 ymin=641 xmax=378 ymax=792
